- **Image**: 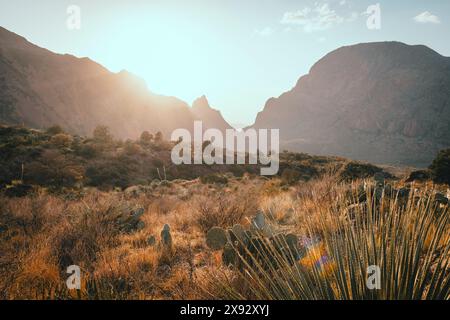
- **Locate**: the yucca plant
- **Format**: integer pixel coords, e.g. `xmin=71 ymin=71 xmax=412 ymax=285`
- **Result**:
xmin=212 ymin=184 xmax=450 ymax=300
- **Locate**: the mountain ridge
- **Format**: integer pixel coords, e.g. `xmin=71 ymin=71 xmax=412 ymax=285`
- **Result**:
xmin=251 ymin=41 xmax=450 ymax=167
xmin=2 ymin=25 xmax=449 ymax=167
xmin=0 ymin=26 xmax=232 ymax=139
xmin=191 ymin=95 xmax=233 ymax=131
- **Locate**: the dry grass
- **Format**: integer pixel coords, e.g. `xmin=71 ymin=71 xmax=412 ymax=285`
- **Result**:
xmin=0 ymin=175 xmax=449 ymax=300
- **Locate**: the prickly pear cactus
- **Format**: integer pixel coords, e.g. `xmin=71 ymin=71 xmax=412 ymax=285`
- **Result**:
xmin=205 ymin=212 xmax=305 ymax=271
xmin=252 ymin=212 xmax=266 ymax=230
xmin=132 ymin=207 xmax=145 ymax=218
xmin=230 ymin=224 xmax=246 ymax=243
xmin=147 ymin=235 xmax=156 ymax=246
xmin=250 ymin=212 xmax=274 ymax=237
xmin=222 ymin=243 xmax=237 ymax=266
xmin=206 ymin=227 xmax=228 ymax=250
xmin=161 ymin=224 xmax=172 ymax=248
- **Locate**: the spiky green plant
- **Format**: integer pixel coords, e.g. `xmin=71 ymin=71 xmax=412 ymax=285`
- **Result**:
xmin=211 ymin=185 xmax=450 ymax=300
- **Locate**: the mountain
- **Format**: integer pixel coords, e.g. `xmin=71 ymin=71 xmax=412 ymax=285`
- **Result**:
xmin=191 ymin=95 xmax=233 ymax=132
xmin=0 ymin=26 xmax=232 ymax=139
xmin=252 ymin=42 xmax=450 ymax=167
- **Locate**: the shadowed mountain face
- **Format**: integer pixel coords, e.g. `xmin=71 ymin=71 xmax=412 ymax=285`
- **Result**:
xmin=252 ymin=42 xmax=450 ymax=167
xmin=0 ymin=27 xmax=231 ymax=139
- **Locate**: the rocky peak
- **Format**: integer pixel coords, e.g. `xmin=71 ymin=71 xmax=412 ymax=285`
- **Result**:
xmin=192 ymin=95 xmax=210 ymax=110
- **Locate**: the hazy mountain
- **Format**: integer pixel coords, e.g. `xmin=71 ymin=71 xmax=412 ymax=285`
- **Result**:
xmin=0 ymin=26 xmax=232 ymax=139
xmin=252 ymin=42 xmax=450 ymax=167
xmin=191 ymin=95 xmax=233 ymax=132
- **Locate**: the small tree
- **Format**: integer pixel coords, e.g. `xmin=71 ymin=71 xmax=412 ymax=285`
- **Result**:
xmin=429 ymin=149 xmax=450 ymax=185
xmin=50 ymin=133 xmax=73 ymax=148
xmin=46 ymin=125 xmax=64 ymax=135
xmin=93 ymin=125 xmax=113 ymax=144
xmin=124 ymin=140 xmax=143 ymax=155
xmin=140 ymin=131 xmax=153 ymax=146
xmin=154 ymin=131 xmax=163 ymax=143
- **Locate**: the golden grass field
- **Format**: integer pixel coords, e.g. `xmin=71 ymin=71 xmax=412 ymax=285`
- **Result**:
xmin=1 ymin=172 xmax=449 ymax=300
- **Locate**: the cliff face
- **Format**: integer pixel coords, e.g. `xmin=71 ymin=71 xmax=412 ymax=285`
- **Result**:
xmin=0 ymin=27 xmax=231 ymax=139
xmin=252 ymin=42 xmax=450 ymax=167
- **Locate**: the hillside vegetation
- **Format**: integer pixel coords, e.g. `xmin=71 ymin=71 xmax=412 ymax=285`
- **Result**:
xmin=0 ymin=125 xmax=449 ymax=300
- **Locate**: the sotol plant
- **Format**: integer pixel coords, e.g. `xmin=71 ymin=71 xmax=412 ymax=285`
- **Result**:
xmin=211 ymin=186 xmax=450 ymax=300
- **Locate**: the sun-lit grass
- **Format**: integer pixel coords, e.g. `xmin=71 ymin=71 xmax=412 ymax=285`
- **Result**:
xmin=0 ymin=176 xmax=448 ymax=300
xmin=210 ymin=182 xmax=450 ymax=300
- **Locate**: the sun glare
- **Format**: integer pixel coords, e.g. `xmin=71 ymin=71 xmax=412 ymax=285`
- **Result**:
xmin=96 ymin=10 xmax=226 ymax=105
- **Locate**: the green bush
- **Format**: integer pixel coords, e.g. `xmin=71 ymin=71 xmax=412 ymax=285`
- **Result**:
xmin=281 ymin=168 xmax=301 ymax=185
xmin=200 ymin=174 xmax=228 ymax=185
xmin=46 ymin=125 xmax=64 ymax=135
xmin=339 ymin=161 xmax=383 ymax=181
xmin=429 ymin=149 xmax=450 ymax=185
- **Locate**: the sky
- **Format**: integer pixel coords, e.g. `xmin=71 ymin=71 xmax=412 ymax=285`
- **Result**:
xmin=0 ymin=0 xmax=449 ymax=127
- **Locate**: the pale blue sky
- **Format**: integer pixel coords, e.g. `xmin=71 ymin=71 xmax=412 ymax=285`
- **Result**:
xmin=0 ymin=0 xmax=449 ymax=126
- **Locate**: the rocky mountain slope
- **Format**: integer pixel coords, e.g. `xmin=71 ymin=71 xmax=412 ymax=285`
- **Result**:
xmin=252 ymin=42 xmax=450 ymax=167
xmin=0 ymin=26 xmax=231 ymax=139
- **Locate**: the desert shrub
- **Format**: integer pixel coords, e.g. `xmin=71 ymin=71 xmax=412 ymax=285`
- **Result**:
xmin=154 ymin=131 xmax=163 ymax=143
xmin=93 ymin=125 xmax=113 ymax=143
xmin=152 ymin=158 xmax=164 ymax=168
xmin=280 ymin=168 xmax=301 ymax=185
xmin=25 ymin=150 xmax=84 ymax=187
xmin=124 ymin=141 xmax=144 ymax=156
xmin=46 ymin=125 xmax=64 ymax=135
xmin=75 ymin=143 xmax=98 ymax=159
xmin=339 ymin=161 xmax=383 ymax=181
xmin=139 ymin=131 xmax=153 ymax=147
xmin=260 ymin=179 xmax=285 ymax=196
xmin=229 ymin=165 xmax=246 ymax=177
xmin=195 ymin=188 xmax=258 ymax=232
xmin=54 ymin=202 xmax=122 ymax=271
xmin=50 ymin=133 xmax=73 ymax=148
xmin=429 ymin=149 xmax=450 ymax=185
xmin=406 ymin=169 xmax=431 ymax=182
xmin=200 ymin=174 xmax=228 ymax=185
xmin=85 ymin=158 xmax=138 ymax=189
